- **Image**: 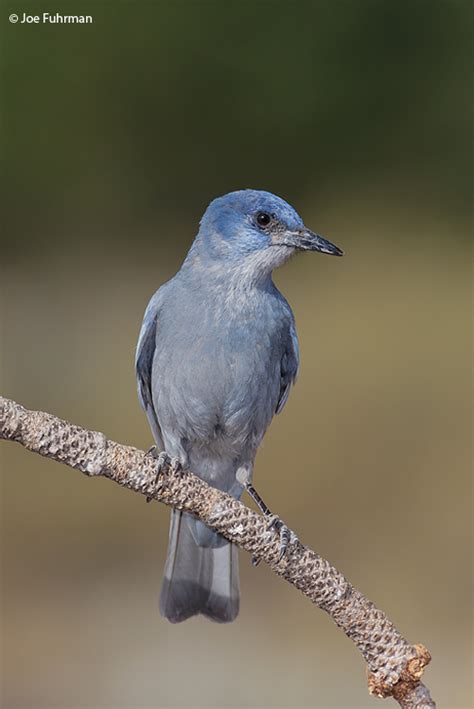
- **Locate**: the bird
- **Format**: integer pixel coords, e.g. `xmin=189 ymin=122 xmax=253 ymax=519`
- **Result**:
xmin=135 ymin=189 xmax=343 ymax=624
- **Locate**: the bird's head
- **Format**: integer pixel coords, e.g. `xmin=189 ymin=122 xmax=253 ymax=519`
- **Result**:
xmin=195 ymin=189 xmax=343 ymax=278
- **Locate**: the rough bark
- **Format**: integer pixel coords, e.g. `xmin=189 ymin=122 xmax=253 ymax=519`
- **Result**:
xmin=0 ymin=396 xmax=435 ymax=708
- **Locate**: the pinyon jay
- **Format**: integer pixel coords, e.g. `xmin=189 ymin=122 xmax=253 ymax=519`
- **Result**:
xmin=136 ymin=189 xmax=342 ymax=623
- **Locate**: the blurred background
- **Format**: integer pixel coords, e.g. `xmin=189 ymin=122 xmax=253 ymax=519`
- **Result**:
xmin=1 ymin=1 xmax=472 ymax=707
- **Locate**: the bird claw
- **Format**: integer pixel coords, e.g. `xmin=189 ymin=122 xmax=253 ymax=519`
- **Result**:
xmin=244 ymin=482 xmax=297 ymax=564
xmin=145 ymin=451 xmax=182 ymax=502
xmin=266 ymin=514 xmax=298 ymax=561
xmin=168 ymin=456 xmax=183 ymax=477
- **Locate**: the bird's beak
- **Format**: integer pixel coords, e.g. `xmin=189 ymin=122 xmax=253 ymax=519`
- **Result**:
xmin=282 ymin=228 xmax=344 ymax=256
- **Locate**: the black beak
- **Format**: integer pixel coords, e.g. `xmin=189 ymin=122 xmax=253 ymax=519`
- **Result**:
xmin=283 ymin=228 xmax=343 ymax=256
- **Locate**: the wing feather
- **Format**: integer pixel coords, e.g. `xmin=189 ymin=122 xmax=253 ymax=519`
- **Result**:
xmin=135 ymin=289 xmax=164 ymax=448
xmin=276 ymin=319 xmax=299 ymax=415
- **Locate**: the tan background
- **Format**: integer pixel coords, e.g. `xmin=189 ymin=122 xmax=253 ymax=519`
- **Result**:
xmin=1 ymin=1 xmax=472 ymax=708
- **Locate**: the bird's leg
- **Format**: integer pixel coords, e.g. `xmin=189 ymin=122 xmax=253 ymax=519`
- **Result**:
xmin=245 ymin=483 xmax=271 ymax=515
xmin=144 ymin=449 xmax=182 ymax=502
xmin=245 ymin=483 xmax=298 ymax=563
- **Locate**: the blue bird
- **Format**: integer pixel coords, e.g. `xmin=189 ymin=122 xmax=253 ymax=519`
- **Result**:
xmin=136 ymin=189 xmax=342 ymax=623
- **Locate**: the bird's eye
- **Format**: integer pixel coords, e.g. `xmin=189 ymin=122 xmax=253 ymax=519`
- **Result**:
xmin=256 ymin=212 xmax=272 ymax=227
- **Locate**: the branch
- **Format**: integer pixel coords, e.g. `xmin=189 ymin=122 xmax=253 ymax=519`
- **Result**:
xmin=0 ymin=396 xmax=435 ymax=708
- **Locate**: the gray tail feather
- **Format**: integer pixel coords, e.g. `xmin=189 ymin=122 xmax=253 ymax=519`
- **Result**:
xmin=159 ymin=510 xmax=240 ymax=623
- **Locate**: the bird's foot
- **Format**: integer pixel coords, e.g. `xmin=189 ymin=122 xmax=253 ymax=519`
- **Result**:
xmin=266 ymin=514 xmax=299 ymax=562
xmin=251 ymin=514 xmax=298 ymax=566
xmin=244 ymin=481 xmax=298 ymax=564
xmin=145 ymin=450 xmax=167 ymax=502
xmin=145 ymin=450 xmax=183 ymax=502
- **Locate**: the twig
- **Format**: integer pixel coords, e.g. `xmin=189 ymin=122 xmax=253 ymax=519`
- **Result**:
xmin=0 ymin=396 xmax=435 ymax=708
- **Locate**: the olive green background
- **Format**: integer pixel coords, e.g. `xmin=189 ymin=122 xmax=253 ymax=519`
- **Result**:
xmin=1 ymin=1 xmax=472 ymax=708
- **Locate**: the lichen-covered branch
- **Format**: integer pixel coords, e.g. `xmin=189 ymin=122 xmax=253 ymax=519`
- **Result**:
xmin=0 ymin=396 xmax=435 ymax=708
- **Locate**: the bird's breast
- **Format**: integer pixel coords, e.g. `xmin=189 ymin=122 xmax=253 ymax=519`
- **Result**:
xmin=152 ymin=294 xmax=286 ymax=454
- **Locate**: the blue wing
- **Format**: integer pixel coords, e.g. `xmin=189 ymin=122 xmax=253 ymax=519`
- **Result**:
xmin=135 ymin=289 xmax=164 ymax=448
xmin=276 ymin=319 xmax=299 ymax=415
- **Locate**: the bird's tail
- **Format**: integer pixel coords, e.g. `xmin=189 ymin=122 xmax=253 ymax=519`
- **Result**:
xmin=159 ymin=509 xmax=240 ymax=623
